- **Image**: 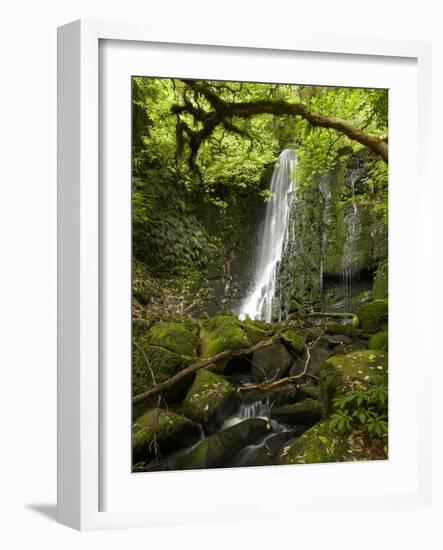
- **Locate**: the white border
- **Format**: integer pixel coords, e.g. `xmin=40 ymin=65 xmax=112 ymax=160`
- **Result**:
xmin=57 ymin=19 xmax=433 ymax=531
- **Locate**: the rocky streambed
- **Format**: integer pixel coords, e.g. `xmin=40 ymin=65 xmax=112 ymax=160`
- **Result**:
xmin=132 ymin=299 xmax=389 ymax=472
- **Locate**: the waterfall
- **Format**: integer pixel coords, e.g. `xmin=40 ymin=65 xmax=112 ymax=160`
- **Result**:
xmin=239 ymin=149 xmax=296 ymax=322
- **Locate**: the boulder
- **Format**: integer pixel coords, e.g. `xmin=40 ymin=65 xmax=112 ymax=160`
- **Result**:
xmin=175 ymin=418 xmax=270 ymax=470
xmin=368 ymin=331 xmax=388 ymax=351
xmin=271 ymin=399 xmax=322 ymax=427
xmin=238 ymin=380 xmax=300 ymax=407
xmin=299 ymin=384 xmax=320 ymax=400
xmin=299 ymin=340 xmax=330 ymax=378
xmin=199 ymin=314 xmax=251 ymax=372
xmin=324 ymin=323 xmax=360 ymax=336
xmin=132 ymin=409 xmax=201 ymax=464
xmin=279 ymin=420 xmax=348 ymax=465
xmin=251 ymin=341 xmax=293 ymax=382
xmin=146 ymin=321 xmax=199 ymax=357
xmin=182 ymin=370 xmax=237 ymax=431
xmin=279 ymin=419 xmax=388 ymax=465
xmin=358 ymin=299 xmax=388 ymax=333
xmin=241 ymin=318 xmax=269 ymax=344
xmin=280 ymin=330 xmax=305 ymax=354
xmin=319 ymin=349 xmax=388 ymax=414
xmin=132 ymin=334 xmax=195 ymax=415
xmin=324 ymin=334 xmax=353 ymax=347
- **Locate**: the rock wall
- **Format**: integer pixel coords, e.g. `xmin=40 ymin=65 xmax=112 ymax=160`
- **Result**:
xmin=276 ymin=152 xmax=388 ymax=316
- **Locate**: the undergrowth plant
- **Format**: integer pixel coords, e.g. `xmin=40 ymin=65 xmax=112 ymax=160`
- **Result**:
xmin=330 ymin=383 xmax=388 ymax=438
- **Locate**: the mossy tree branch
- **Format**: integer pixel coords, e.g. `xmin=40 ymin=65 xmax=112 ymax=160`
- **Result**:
xmin=172 ymin=80 xmax=388 ymax=171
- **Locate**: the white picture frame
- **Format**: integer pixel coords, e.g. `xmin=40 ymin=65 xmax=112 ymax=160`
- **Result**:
xmin=57 ymin=19 xmax=435 ymax=532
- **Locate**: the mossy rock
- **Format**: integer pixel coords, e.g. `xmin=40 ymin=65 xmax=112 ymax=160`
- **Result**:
xmin=368 ymin=331 xmax=388 ymax=351
xmin=132 ymin=334 xmax=195 ymax=412
xmin=299 ymin=384 xmax=320 ymax=400
xmin=132 ymin=408 xmax=201 ymax=464
xmin=324 ymin=323 xmax=359 ymax=336
xmin=146 ymin=321 xmax=199 ymax=357
xmin=279 ymin=418 xmax=388 ymax=465
xmin=176 ymin=418 xmax=270 ymax=470
xmin=280 ymin=330 xmax=304 ymax=354
xmin=271 ymin=399 xmax=322 ymax=427
xmin=358 ymin=299 xmax=388 ymax=333
xmin=182 ymin=370 xmax=237 ymax=431
xmin=199 ymin=314 xmax=251 ymax=360
xmin=279 ymin=420 xmax=348 ymax=464
xmin=251 ymin=341 xmax=293 ymax=382
xmin=319 ymin=349 xmax=388 ymax=414
xmin=241 ymin=319 xmax=269 ymax=344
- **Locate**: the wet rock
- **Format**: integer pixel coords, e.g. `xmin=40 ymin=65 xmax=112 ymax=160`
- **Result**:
xmin=251 ymin=341 xmax=293 ymax=382
xmin=271 ymin=399 xmax=322 ymax=427
xmin=182 ymin=370 xmax=238 ymax=431
xmin=175 ymin=418 xmax=270 ymax=470
xmin=263 ymin=430 xmax=306 ymax=456
xmin=227 ymin=445 xmax=274 ymax=468
xmin=132 ymin=408 xmax=201 ymax=464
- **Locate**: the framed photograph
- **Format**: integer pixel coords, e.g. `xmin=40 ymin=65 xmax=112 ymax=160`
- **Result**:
xmin=58 ymin=20 xmax=434 ymax=531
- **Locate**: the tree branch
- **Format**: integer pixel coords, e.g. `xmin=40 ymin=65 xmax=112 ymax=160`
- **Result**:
xmin=132 ymin=331 xmax=282 ymax=405
xmin=172 ymin=80 xmax=388 ymax=168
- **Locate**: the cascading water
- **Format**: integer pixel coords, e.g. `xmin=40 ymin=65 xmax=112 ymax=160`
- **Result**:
xmin=239 ymin=149 xmax=297 ymax=322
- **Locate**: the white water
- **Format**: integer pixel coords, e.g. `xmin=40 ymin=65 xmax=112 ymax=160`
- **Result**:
xmin=239 ymin=149 xmax=297 ymax=322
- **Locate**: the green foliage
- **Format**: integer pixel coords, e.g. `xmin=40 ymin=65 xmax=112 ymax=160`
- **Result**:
xmin=131 ymin=76 xmax=388 ymax=319
xmin=132 ymin=168 xmax=208 ymax=276
xmin=330 ymin=383 xmax=388 ymax=438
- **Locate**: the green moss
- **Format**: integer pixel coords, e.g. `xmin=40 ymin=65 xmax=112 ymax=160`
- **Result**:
xmin=132 ymin=408 xmax=201 ymax=463
xmin=199 ymin=314 xmax=251 ymax=358
xmin=368 ymin=331 xmax=388 ymax=351
xmin=280 ymin=330 xmax=304 ymax=354
xmin=319 ymin=349 xmax=388 ymax=413
xmin=132 ymin=333 xmax=194 ymax=406
xmin=373 ymin=260 xmax=388 ymax=300
xmin=241 ymin=319 xmax=269 ymax=344
xmin=279 ymin=420 xmax=348 ymax=464
xmin=323 ymin=200 xmax=347 ymax=274
xmin=182 ymin=370 xmax=237 ymax=429
xmin=358 ymin=299 xmax=388 ymax=333
xmin=146 ymin=321 xmax=198 ymax=357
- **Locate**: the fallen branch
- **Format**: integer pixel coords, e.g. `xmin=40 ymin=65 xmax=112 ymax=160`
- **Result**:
xmin=290 ymin=311 xmax=355 ymax=319
xmin=132 ymin=332 xmax=283 ymax=404
xmin=238 ymin=334 xmax=323 ymax=394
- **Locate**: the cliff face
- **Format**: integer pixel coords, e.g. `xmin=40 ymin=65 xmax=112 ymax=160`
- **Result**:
xmin=276 ymin=152 xmax=388 ymax=316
